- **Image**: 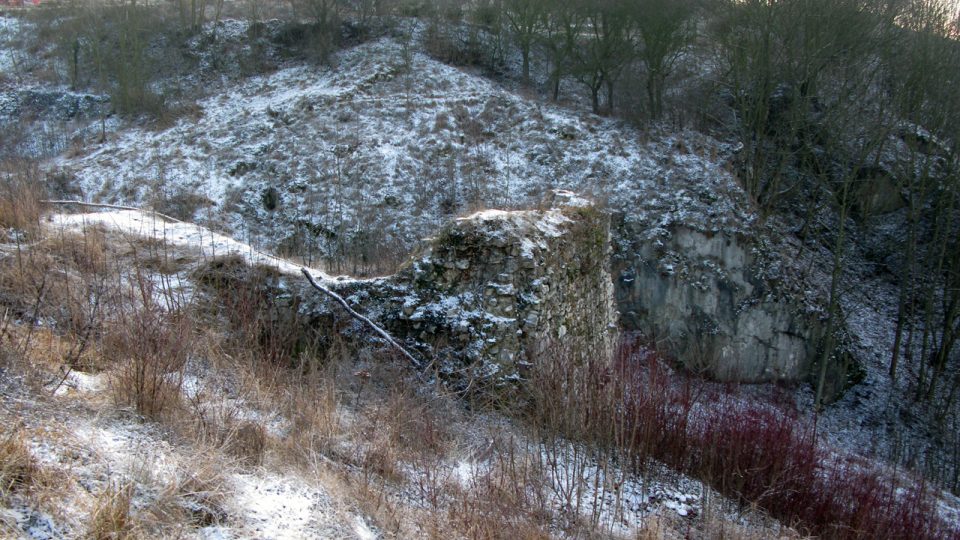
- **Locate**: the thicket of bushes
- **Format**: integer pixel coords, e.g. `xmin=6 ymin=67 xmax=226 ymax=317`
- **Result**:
xmin=529 ymin=336 xmax=960 ymax=539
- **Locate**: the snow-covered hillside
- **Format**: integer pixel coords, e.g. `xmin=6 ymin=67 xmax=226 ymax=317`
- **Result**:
xmin=51 ymin=30 xmax=750 ymax=273
xmin=18 ymin=14 xmax=955 ymax=487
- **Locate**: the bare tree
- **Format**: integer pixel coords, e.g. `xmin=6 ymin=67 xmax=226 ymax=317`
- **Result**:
xmin=288 ymin=0 xmax=342 ymax=62
xmin=886 ymin=0 xmax=960 ymax=386
xmin=177 ymin=0 xmax=212 ymax=33
xmin=290 ymin=0 xmax=340 ymax=26
xmin=630 ymin=0 xmax=697 ymax=120
xmin=712 ymin=0 xmax=895 ymax=211
xmin=540 ymin=0 xmax=582 ymax=101
xmin=503 ymin=0 xmax=545 ymax=83
xmin=572 ymin=0 xmax=633 ymax=114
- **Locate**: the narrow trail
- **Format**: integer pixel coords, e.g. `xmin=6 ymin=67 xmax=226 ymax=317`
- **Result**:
xmin=47 ymin=207 xmax=352 ymax=284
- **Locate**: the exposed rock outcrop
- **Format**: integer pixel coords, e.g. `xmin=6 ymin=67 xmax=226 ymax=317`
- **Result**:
xmin=0 ymin=89 xmax=108 ymax=125
xmin=195 ymin=188 xmax=853 ymax=401
xmin=308 ymin=191 xmax=619 ymax=394
xmin=613 ymin=221 xmax=855 ymax=400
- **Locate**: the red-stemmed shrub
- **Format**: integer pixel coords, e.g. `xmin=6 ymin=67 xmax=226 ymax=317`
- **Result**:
xmin=584 ymin=334 xmax=960 ymax=540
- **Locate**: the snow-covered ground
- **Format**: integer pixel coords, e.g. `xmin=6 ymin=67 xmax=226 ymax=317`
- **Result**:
xmin=50 ymin=209 xmax=340 ymax=281
xmin=1 ymin=325 xmax=768 ymax=540
xmin=4 ymin=374 xmax=360 ymax=539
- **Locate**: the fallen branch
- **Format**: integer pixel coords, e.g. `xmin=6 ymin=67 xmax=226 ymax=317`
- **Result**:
xmin=300 ymin=268 xmax=425 ymax=373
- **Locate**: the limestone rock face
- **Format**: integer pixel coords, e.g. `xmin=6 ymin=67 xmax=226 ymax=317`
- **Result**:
xmin=614 ymin=223 xmax=850 ymax=397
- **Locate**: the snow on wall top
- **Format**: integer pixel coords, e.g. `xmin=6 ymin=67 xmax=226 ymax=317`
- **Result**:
xmin=457 ymin=207 xmax=571 ymax=239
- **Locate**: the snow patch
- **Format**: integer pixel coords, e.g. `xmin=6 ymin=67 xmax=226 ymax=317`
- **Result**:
xmin=229 ymin=473 xmax=336 ymax=540
xmin=47 ymin=209 xmax=353 ymax=285
xmin=352 ymin=516 xmax=378 ymax=540
xmin=459 ymin=209 xmax=511 ymax=221
xmin=53 ymin=370 xmax=107 ymax=396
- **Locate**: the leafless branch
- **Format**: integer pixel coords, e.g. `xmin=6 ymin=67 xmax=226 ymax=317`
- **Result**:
xmin=300 ymin=267 xmax=425 ymax=375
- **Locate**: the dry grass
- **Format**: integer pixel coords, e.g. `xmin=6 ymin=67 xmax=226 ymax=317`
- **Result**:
xmin=87 ymin=482 xmax=138 ymax=540
xmin=0 ymin=430 xmax=39 ymax=499
xmin=376 ymin=384 xmax=455 ymax=458
xmin=634 ymin=516 xmax=681 ymax=540
xmin=144 ymin=453 xmax=230 ymax=533
xmin=179 ymin=376 xmax=270 ymax=469
xmin=444 ymin=450 xmax=553 ymax=540
xmin=275 ymin=375 xmax=343 ymax=467
xmin=699 ymin=514 xmax=803 ymax=540
xmin=0 ymin=160 xmax=45 ymax=240
xmin=105 ymin=308 xmax=192 ymax=422
xmin=224 ymin=420 xmax=268 ymax=467
xmin=0 ymin=226 xmax=118 ymax=377
xmin=43 ymin=227 xmax=110 ymax=277
xmin=0 ymin=239 xmax=57 ymax=323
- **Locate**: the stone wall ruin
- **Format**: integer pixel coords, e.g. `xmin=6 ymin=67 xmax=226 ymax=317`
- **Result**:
xmin=308 ymin=191 xmax=620 ymax=394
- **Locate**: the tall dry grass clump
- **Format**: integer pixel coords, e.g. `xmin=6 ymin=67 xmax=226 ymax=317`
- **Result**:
xmin=274 ymin=372 xmax=342 ymax=468
xmin=0 ymin=161 xmax=46 ymax=240
xmin=445 ymin=445 xmax=553 ymax=539
xmin=88 ymin=482 xmax=138 ymax=540
xmin=0 ymin=430 xmax=39 ymax=499
xmin=144 ymin=454 xmax=230 ymax=532
xmin=105 ymin=282 xmax=193 ymax=422
xmin=0 ymin=222 xmax=117 ymax=378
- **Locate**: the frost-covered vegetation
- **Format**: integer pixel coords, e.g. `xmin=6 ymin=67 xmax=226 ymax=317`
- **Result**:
xmin=2 ymin=0 xmax=960 ymax=537
xmin=0 ymin=197 xmax=805 ymax=539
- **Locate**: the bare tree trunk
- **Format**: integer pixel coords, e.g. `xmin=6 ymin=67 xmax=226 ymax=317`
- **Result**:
xmin=646 ymin=76 xmax=658 ymax=120
xmin=606 ymin=79 xmax=615 ymax=114
xmin=890 ymin=193 xmax=917 ymax=380
xmin=522 ymin=49 xmax=530 ymax=83
xmin=815 ymin=179 xmax=850 ymax=410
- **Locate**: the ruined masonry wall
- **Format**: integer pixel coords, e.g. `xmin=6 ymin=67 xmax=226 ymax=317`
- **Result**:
xmin=375 ymin=194 xmax=619 ymax=389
